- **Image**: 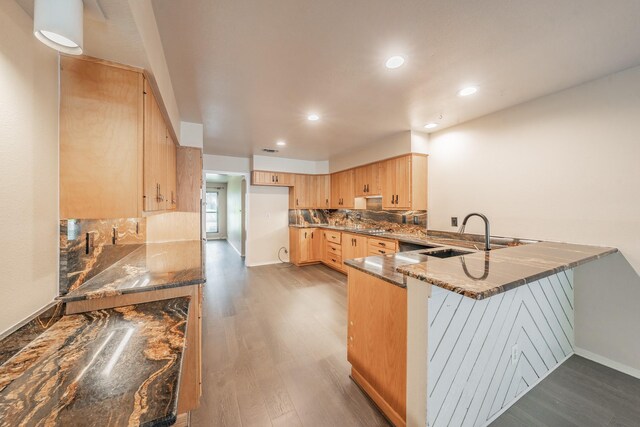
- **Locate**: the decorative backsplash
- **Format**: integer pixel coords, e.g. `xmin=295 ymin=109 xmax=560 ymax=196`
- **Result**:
xmin=59 ymin=218 xmax=146 ymax=295
xmin=289 ymin=209 xmax=428 ymax=235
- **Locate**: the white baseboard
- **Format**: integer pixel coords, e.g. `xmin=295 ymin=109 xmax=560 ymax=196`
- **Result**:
xmin=575 ymin=347 xmax=640 ymax=379
xmin=245 ymin=260 xmax=284 ymax=267
xmin=227 ymin=240 xmax=243 ymax=257
xmin=483 ymin=352 xmax=574 ymax=426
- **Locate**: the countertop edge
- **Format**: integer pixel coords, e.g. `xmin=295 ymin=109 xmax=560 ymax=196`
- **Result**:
xmin=343 ymin=259 xmax=406 ymax=288
xmin=57 ymin=277 xmax=206 ymax=303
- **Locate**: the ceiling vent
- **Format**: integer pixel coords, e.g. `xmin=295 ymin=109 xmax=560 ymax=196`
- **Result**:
xmin=262 ymin=148 xmax=279 ymax=153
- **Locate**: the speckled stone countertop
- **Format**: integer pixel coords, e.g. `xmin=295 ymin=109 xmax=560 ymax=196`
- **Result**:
xmin=0 ymin=297 xmax=190 ymax=427
xmin=59 ymin=240 xmax=205 ymax=302
xmin=346 ymin=241 xmax=617 ymax=299
xmin=398 ymin=242 xmax=616 ymax=299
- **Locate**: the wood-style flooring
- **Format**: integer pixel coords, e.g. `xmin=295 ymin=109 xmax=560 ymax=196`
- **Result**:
xmin=491 ymin=355 xmax=640 ymax=427
xmin=191 ymin=240 xmax=389 ymax=426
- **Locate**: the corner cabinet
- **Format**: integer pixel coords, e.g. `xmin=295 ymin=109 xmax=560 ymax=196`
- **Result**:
xmin=331 ymin=169 xmax=355 ymax=208
xmin=381 ymin=154 xmax=428 ymax=210
xmin=60 ymin=56 xmax=178 ymax=219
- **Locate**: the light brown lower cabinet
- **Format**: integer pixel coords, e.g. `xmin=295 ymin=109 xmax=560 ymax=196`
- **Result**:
xmin=341 ymin=233 xmax=368 ymax=270
xmin=289 ymin=227 xmax=322 ymax=265
xmin=347 ymin=267 xmax=407 ymax=427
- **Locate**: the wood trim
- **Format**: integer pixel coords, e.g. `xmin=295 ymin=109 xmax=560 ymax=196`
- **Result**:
xmin=60 ymin=53 xmax=145 ymax=73
xmin=351 ymin=368 xmax=406 ymax=427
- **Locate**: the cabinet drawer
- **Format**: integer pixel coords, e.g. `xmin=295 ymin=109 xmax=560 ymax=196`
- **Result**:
xmin=368 ymin=247 xmax=396 ymax=256
xmin=324 ymin=230 xmax=341 ymax=244
xmin=324 ymin=253 xmax=343 ymax=270
xmin=368 ymin=237 xmax=397 ymax=250
xmin=326 ymin=242 xmax=342 ymax=256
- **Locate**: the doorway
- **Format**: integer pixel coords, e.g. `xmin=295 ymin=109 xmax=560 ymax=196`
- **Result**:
xmin=205 ymin=183 xmax=226 ymax=240
xmin=203 ymin=172 xmax=248 ymax=256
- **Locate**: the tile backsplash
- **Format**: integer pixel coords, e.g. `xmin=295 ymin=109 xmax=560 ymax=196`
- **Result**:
xmin=59 ymin=218 xmax=146 ymax=295
xmin=289 ymin=209 xmax=428 ymax=235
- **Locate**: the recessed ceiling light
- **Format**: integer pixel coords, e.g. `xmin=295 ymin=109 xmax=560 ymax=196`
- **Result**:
xmin=424 ymin=123 xmax=438 ymax=129
xmin=276 ymin=140 xmax=286 ymax=146
xmin=458 ymin=86 xmax=478 ymax=97
xmin=385 ymin=55 xmax=405 ymax=69
xmin=307 ymin=113 xmax=320 ymax=121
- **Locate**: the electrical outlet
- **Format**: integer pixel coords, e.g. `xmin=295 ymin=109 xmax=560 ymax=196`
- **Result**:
xmin=451 ymin=217 xmax=458 ymax=227
xmin=413 ymin=216 xmax=419 ymax=225
xmin=511 ymin=344 xmax=519 ymax=365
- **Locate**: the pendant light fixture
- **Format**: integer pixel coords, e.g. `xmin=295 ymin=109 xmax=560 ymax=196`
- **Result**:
xmin=34 ymin=0 xmax=84 ymax=55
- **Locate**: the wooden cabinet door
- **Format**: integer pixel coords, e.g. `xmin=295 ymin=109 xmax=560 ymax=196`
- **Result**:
xmin=368 ymin=162 xmax=381 ymax=196
xmin=317 ymin=175 xmax=331 ymax=208
xmin=143 ymin=80 xmax=164 ymax=212
xmin=60 ymin=56 xmax=143 ymax=219
xmin=298 ymin=229 xmax=311 ymax=263
xmin=342 ymin=170 xmax=355 ymax=208
xmin=330 ymin=172 xmax=341 ymax=208
xmin=381 ymin=158 xmax=397 ymax=209
xmin=347 ymin=268 xmax=407 ymax=425
xmin=167 ymin=136 xmax=177 ymax=210
xmin=354 ymin=166 xmax=368 ymax=197
xmin=309 ymin=228 xmax=321 ymax=261
xmin=275 ymin=172 xmax=293 ymax=186
xmin=293 ymin=174 xmax=310 ymax=208
xmin=354 ymin=164 xmax=380 ymax=197
xmin=342 ymin=233 xmax=368 ymax=264
xmin=394 ymin=155 xmax=412 ymax=209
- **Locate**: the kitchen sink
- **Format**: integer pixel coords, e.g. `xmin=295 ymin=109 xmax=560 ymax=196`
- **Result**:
xmin=421 ymin=248 xmax=474 ymax=258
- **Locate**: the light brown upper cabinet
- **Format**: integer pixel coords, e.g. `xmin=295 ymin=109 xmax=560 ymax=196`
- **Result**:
xmin=290 ymin=174 xmax=311 ymax=208
xmin=289 ymin=174 xmax=331 ymax=209
xmin=381 ymin=154 xmax=428 ymax=210
xmin=60 ymin=56 xmax=179 ymax=219
xmin=166 ymin=133 xmax=178 ymax=209
xmin=354 ymin=163 xmax=381 ymax=197
xmin=252 ymin=171 xmax=293 ymax=186
xmin=331 ymin=169 xmax=355 ymax=208
xmin=60 ymin=56 xmax=144 ymax=219
xmin=315 ymin=175 xmax=331 ymax=209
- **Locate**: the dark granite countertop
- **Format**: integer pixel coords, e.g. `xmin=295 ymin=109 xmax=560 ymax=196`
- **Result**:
xmin=59 ymin=240 xmax=205 ymax=302
xmin=399 ymin=241 xmax=616 ymax=299
xmin=289 ymin=224 xmax=536 ymax=250
xmin=0 ymin=297 xmax=190 ymax=427
xmin=346 ymin=241 xmax=617 ymax=299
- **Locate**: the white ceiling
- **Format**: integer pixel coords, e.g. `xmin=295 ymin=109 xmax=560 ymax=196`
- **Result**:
xmin=25 ymin=0 xmax=640 ymax=161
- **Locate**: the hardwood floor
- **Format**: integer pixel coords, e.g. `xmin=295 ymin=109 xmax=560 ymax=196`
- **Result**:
xmin=191 ymin=240 xmax=389 ymax=427
xmin=491 ymin=355 xmax=640 ymax=427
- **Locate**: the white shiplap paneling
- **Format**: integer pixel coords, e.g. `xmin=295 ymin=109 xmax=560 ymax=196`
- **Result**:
xmin=427 ymin=270 xmax=574 ymax=427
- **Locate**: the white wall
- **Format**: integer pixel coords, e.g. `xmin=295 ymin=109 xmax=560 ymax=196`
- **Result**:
xmin=427 ymin=65 xmax=640 ymax=374
xmin=203 ymin=154 xmax=251 ymax=174
xmin=245 ymin=186 xmax=290 ymax=266
xmin=226 ymin=176 xmax=244 ymax=255
xmin=180 ymin=121 xmax=203 ymax=148
xmin=0 ymin=3 xmax=59 ymax=335
xmin=253 ymin=155 xmax=329 ymax=174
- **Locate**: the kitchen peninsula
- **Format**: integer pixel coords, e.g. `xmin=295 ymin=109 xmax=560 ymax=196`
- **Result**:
xmin=344 ymin=237 xmax=617 ymax=427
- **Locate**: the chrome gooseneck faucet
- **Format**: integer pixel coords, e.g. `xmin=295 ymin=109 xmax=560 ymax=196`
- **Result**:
xmin=459 ymin=212 xmax=491 ymax=251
